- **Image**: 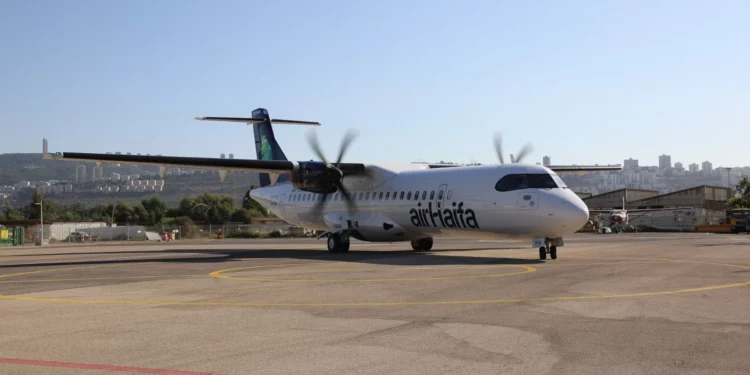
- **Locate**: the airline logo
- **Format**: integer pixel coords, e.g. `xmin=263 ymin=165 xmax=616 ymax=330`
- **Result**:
xmin=410 ymin=202 xmax=479 ymax=229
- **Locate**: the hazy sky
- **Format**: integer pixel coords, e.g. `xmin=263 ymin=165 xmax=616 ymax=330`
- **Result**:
xmin=1 ymin=0 xmax=748 ymax=167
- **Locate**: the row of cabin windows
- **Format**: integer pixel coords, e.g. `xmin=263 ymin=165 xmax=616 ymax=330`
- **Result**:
xmin=288 ymin=189 xmax=452 ymax=203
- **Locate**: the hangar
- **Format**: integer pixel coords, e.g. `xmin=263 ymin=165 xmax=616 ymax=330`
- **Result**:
xmin=583 ymin=185 xmax=732 ymax=229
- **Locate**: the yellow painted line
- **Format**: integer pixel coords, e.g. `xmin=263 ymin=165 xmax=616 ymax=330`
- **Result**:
xmin=0 ymin=274 xmax=206 ymax=284
xmin=0 ymin=280 xmax=748 ymax=307
xmin=0 ymin=257 xmax=748 ymax=307
xmin=209 ymin=264 xmax=536 ymax=282
xmin=0 ymin=265 xmax=106 ymax=280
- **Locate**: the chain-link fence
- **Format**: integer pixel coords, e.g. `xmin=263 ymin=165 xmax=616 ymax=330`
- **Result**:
xmin=22 ymin=222 xmax=313 ymax=244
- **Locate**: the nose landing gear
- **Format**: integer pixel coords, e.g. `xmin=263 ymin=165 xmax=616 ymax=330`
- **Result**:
xmin=538 ymin=239 xmax=557 ymax=260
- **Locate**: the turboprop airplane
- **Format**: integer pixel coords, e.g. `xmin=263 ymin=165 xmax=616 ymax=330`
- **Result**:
xmin=589 ymin=197 xmax=693 ymax=233
xmin=45 ymin=108 xmax=621 ymax=260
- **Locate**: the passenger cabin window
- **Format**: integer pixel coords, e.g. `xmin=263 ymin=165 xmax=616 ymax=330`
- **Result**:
xmin=422 ymin=191 xmax=427 ymax=200
xmin=407 ymin=192 xmax=412 ymax=200
xmin=379 ymin=192 xmax=384 ymax=200
xmin=400 ymin=192 xmax=405 ymax=200
xmin=385 ymin=192 xmax=390 ymax=199
xmin=437 ymin=190 xmax=443 ymax=200
xmin=430 ymin=191 xmax=435 ymax=199
xmin=495 ymin=174 xmax=559 ymax=192
xmin=447 ymin=190 xmax=452 ymax=200
xmin=414 ymin=191 xmax=419 ymax=200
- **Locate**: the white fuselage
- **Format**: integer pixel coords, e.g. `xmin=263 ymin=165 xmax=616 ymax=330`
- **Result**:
xmin=250 ymin=163 xmax=590 ymax=242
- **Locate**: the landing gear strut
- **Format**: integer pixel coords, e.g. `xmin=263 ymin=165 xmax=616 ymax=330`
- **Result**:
xmin=411 ymin=237 xmax=433 ymax=251
xmin=538 ymin=239 xmax=557 ymax=260
xmin=327 ymin=232 xmax=350 ymax=253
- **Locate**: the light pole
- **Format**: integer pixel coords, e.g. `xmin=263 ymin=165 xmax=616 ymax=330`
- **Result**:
xmin=34 ymin=197 xmax=43 ymax=246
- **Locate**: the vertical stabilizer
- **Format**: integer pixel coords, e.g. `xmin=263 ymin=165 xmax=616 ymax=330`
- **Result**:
xmin=251 ymin=108 xmax=288 ymax=187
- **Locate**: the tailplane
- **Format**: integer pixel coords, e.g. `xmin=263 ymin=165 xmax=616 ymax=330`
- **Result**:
xmin=196 ymin=108 xmax=320 ymax=187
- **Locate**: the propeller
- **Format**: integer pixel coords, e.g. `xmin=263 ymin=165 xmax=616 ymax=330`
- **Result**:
xmin=306 ymin=128 xmax=361 ymax=217
xmin=493 ymin=132 xmax=534 ymax=164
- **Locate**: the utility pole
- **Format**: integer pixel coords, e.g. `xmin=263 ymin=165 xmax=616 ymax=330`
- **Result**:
xmin=34 ymin=196 xmax=44 ymax=246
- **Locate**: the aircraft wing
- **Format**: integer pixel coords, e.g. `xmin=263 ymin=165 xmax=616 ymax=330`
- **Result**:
xmin=426 ymin=164 xmax=622 ymax=172
xmin=43 ymin=152 xmax=366 ymax=179
xmin=546 ymin=165 xmax=622 ymax=172
xmin=626 ymin=207 xmax=694 ymax=213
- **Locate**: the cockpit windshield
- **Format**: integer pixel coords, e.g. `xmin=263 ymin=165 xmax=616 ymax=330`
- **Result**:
xmin=495 ymin=173 xmax=562 ymax=192
xmin=550 ymin=173 xmax=567 ymax=188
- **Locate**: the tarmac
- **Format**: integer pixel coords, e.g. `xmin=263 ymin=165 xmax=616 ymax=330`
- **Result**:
xmin=1 ymin=233 xmax=749 ymax=375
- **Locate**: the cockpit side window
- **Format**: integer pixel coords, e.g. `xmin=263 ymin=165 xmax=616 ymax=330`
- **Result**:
xmin=495 ymin=173 xmax=559 ymax=192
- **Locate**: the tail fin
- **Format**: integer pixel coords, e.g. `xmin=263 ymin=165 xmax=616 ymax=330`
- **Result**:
xmin=195 ymin=108 xmax=320 ymax=187
xmin=251 ymin=108 xmax=288 ymax=187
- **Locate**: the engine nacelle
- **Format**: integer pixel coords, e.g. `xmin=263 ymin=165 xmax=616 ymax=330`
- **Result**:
xmin=290 ymin=161 xmax=338 ymax=194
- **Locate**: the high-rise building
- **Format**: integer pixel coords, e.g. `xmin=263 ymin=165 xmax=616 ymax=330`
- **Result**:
xmin=702 ymin=161 xmax=713 ymax=174
xmin=42 ymin=138 xmax=48 ymax=154
xmin=688 ymin=163 xmax=699 ymax=173
xmin=93 ymin=166 xmax=104 ymax=180
xmin=229 ymin=153 xmax=235 ymax=160
xmin=623 ymin=158 xmax=639 ymax=169
xmin=674 ymin=162 xmax=684 ymax=170
xmin=220 ymin=153 xmax=226 ymax=159
xmin=542 ymin=156 xmax=550 ymax=166
xmin=658 ymin=154 xmax=672 ymax=170
xmin=75 ymin=165 xmax=87 ymax=183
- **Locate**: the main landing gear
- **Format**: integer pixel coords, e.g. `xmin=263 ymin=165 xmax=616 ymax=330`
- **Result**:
xmin=538 ymin=239 xmax=557 ymax=260
xmin=327 ymin=232 xmax=350 ymax=253
xmin=411 ymin=237 xmax=433 ymax=251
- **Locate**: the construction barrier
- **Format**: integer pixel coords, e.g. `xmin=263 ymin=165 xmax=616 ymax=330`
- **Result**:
xmin=694 ymin=224 xmax=732 ymax=233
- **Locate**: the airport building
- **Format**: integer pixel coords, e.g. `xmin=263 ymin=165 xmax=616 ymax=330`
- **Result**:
xmin=583 ymin=185 xmax=731 ymax=230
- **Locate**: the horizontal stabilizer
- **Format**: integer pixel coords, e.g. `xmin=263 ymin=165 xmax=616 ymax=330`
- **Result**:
xmin=195 ymin=117 xmax=320 ymax=126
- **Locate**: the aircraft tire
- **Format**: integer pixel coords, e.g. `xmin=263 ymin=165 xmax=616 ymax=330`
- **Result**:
xmin=411 ymin=237 xmax=433 ymax=251
xmin=539 ymin=247 xmax=547 ymax=260
xmin=340 ymin=235 xmax=350 ymax=253
xmin=328 ymin=235 xmax=349 ymax=253
xmin=550 ymin=246 xmax=557 ymax=260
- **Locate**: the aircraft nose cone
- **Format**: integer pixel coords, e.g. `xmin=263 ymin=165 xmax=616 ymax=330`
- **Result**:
xmin=555 ymin=190 xmax=589 ymax=231
xmin=568 ymin=195 xmax=590 ymax=228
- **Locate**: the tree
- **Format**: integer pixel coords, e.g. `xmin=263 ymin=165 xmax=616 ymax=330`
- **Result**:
xmin=726 ymin=176 xmax=750 ymax=209
xmin=141 ymin=195 xmax=167 ymax=225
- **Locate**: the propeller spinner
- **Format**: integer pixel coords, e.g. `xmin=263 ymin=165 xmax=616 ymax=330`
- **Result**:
xmin=306 ymin=128 xmax=361 ymax=217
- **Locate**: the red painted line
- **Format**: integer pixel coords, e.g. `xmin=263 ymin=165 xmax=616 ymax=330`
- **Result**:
xmin=0 ymin=358 xmax=224 ymax=375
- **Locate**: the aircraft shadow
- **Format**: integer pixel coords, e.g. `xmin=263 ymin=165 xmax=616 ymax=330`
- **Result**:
xmin=0 ymin=247 xmax=543 ymax=269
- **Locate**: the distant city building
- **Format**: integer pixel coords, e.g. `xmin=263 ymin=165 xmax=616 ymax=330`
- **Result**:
xmin=42 ymin=138 xmax=48 ymax=154
xmin=220 ymin=153 xmax=226 ymax=159
xmin=92 ymin=166 xmax=104 ymax=180
xmin=688 ymin=163 xmax=699 ymax=173
xmin=702 ymin=161 xmax=713 ymax=174
xmin=126 ymin=152 xmax=131 ymax=155
xmin=115 ymin=152 xmax=121 ymax=155
xmin=75 ymin=165 xmax=87 ymax=183
xmin=674 ymin=162 xmax=684 ymax=170
xmin=542 ymin=156 xmax=550 ymax=166
xmin=229 ymin=153 xmax=235 ymax=160
xmin=623 ymin=158 xmax=639 ymax=169
xmin=658 ymin=154 xmax=672 ymax=170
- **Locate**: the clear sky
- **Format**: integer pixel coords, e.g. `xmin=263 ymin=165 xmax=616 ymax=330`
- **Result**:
xmin=1 ymin=0 xmax=748 ymax=168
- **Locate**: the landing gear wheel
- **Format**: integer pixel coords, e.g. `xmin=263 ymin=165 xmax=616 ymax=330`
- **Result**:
xmin=550 ymin=246 xmax=557 ymax=260
xmin=539 ymin=246 xmax=547 ymax=260
xmin=411 ymin=237 xmax=433 ymax=251
xmin=327 ymin=233 xmax=350 ymax=253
